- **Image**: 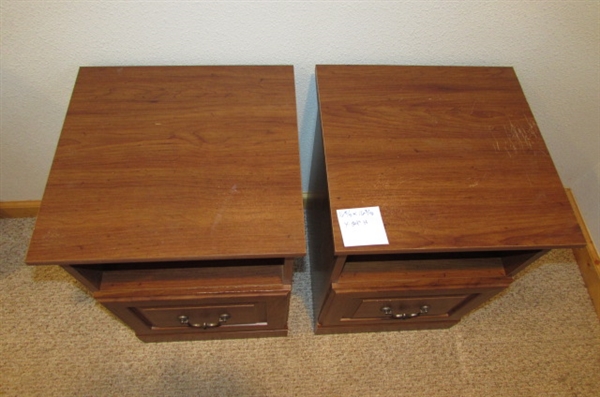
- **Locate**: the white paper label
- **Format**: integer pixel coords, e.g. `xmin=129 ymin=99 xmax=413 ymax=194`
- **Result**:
xmin=336 ymin=206 xmax=389 ymax=247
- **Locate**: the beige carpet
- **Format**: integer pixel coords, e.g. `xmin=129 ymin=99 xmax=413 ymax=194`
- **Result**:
xmin=1 ymin=218 xmax=600 ymax=397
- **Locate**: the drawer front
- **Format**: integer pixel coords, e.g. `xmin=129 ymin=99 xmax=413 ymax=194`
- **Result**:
xmin=352 ymin=295 xmax=469 ymax=319
xmin=138 ymin=303 xmax=265 ymax=330
xmin=101 ymin=291 xmax=290 ymax=338
xmin=319 ymin=286 xmax=505 ymax=327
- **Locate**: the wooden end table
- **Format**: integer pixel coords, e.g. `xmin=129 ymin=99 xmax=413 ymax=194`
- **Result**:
xmin=309 ymin=65 xmax=585 ymax=334
xmin=26 ymin=66 xmax=306 ymax=342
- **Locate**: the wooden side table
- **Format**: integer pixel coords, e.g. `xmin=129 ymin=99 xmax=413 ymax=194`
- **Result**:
xmin=309 ymin=65 xmax=586 ymax=335
xmin=26 ymin=66 xmax=306 ymax=342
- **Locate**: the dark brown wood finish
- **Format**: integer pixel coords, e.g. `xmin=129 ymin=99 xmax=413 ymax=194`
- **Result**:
xmin=310 ymin=65 xmax=586 ymax=334
xmin=27 ymin=66 xmax=305 ymax=265
xmin=102 ymin=290 xmax=291 ymax=342
xmin=316 ymin=65 xmax=584 ymax=255
xmin=26 ymin=66 xmax=305 ymax=341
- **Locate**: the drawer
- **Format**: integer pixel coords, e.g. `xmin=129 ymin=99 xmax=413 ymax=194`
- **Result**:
xmin=318 ymin=285 xmax=507 ymax=330
xmin=138 ymin=302 xmax=265 ymax=330
xmin=101 ymin=290 xmax=290 ymax=342
xmin=352 ymin=295 xmax=470 ymax=319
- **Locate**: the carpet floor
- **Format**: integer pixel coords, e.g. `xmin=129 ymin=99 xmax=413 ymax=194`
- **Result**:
xmin=1 ymin=218 xmax=600 ymax=397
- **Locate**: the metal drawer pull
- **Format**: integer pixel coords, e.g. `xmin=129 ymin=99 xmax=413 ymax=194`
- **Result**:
xmin=381 ymin=305 xmax=430 ymax=320
xmin=178 ymin=313 xmax=231 ymax=329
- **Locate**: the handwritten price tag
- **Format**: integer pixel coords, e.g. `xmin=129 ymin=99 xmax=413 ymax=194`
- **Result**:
xmin=336 ymin=206 xmax=389 ymax=247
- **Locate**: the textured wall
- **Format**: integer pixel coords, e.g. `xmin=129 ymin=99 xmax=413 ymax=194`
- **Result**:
xmin=1 ymin=1 xmax=598 ymax=244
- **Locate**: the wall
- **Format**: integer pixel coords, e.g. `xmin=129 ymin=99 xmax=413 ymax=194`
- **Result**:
xmin=1 ymin=1 xmax=598 ymax=246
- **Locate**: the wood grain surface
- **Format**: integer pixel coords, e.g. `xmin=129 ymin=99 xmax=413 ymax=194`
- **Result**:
xmin=316 ymin=65 xmax=585 ymax=255
xmin=27 ymin=66 xmax=305 ymax=265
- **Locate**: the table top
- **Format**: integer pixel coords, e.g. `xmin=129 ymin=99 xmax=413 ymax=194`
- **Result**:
xmin=27 ymin=66 xmax=306 ymax=265
xmin=316 ymin=65 xmax=585 ymax=255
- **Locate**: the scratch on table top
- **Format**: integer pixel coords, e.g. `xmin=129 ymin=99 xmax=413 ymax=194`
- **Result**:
xmin=210 ymin=184 xmax=239 ymax=234
xmin=470 ymin=100 xmax=476 ymax=115
xmin=526 ymin=173 xmax=534 ymax=186
xmin=499 ymin=116 xmax=540 ymax=157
